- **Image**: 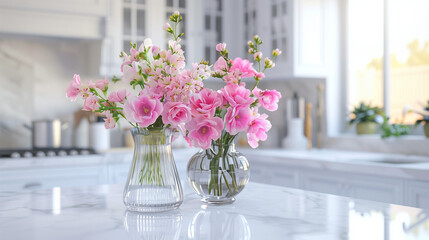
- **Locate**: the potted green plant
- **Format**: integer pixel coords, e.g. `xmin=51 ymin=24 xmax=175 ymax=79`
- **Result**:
xmin=410 ymin=101 xmax=429 ymax=138
xmin=349 ymin=102 xmax=385 ymax=134
xmin=381 ymin=120 xmax=410 ymax=139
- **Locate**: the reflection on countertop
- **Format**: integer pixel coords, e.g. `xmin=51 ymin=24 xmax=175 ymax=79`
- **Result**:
xmin=0 ymin=182 xmax=428 ymax=240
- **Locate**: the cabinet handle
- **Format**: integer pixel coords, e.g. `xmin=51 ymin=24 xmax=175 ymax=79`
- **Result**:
xmin=23 ymin=182 xmax=42 ymax=189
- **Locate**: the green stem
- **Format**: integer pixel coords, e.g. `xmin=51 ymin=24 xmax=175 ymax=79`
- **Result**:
xmin=251 ymin=79 xmax=260 ymax=91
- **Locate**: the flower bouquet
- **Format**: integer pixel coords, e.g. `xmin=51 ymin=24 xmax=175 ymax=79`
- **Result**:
xmin=185 ymin=35 xmax=282 ymax=203
xmin=67 ymin=11 xmax=207 ymax=212
xmin=66 ymin=11 xmax=282 ymax=208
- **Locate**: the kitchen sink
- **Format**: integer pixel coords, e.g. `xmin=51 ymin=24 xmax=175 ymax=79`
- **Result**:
xmin=350 ymin=156 xmax=429 ymax=165
xmin=370 ymin=159 xmax=426 ymax=165
xmin=350 ymin=157 xmax=429 ymax=165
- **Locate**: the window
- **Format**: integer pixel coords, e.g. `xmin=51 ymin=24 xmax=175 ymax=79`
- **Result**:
xmin=203 ymin=0 xmax=223 ymax=64
xmin=347 ymin=0 xmax=429 ymax=125
xmin=122 ymin=0 xmax=147 ymax=52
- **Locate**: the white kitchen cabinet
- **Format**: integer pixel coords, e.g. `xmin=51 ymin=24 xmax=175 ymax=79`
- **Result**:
xmin=345 ymin=175 xmax=403 ymax=205
xmin=107 ymin=163 xmax=131 ymax=185
xmin=228 ymin=0 xmax=336 ymax=78
xmin=0 ymin=0 xmax=109 ymax=39
xmin=301 ymin=171 xmax=342 ymax=196
xmin=249 ymin=161 xmax=299 ymax=188
xmin=0 ymin=166 xmax=106 ymax=191
xmin=405 ymin=181 xmax=429 ymax=209
xmin=250 ymin=162 xmax=406 ymax=206
xmin=298 ymin=170 xmax=403 ymax=205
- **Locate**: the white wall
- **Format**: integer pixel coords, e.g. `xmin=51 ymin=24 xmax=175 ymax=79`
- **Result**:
xmin=0 ymin=37 xmax=101 ymax=148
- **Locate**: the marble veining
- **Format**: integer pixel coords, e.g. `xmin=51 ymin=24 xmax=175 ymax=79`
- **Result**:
xmin=1 ymin=182 xmax=428 ymax=240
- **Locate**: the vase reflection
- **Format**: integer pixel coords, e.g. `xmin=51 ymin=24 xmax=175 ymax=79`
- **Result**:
xmin=187 ymin=207 xmax=251 ymax=240
xmin=123 ymin=210 xmax=182 ymax=240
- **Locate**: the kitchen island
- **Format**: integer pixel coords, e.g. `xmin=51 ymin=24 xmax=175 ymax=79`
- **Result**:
xmin=1 ymin=181 xmax=428 ymax=240
xmin=2 ymin=148 xmax=429 ymax=208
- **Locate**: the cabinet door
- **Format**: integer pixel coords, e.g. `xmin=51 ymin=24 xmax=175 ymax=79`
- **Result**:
xmin=249 ymin=161 xmax=299 ymax=188
xmin=301 ymin=171 xmax=342 ymax=196
xmin=345 ymin=175 xmax=404 ymax=205
xmin=108 ymin=163 xmax=131 ymax=185
xmin=0 ymin=166 xmax=106 ymax=191
xmin=405 ymin=181 xmax=429 ymax=209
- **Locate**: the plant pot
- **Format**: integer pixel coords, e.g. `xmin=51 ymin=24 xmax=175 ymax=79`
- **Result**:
xmin=356 ymin=122 xmax=377 ymax=135
xmin=123 ymin=128 xmax=183 ymax=212
xmin=187 ymin=142 xmax=250 ymax=204
xmin=424 ymin=123 xmax=429 ymax=138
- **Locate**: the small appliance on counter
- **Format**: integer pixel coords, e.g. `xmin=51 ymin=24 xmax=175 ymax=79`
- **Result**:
xmin=89 ymin=116 xmax=110 ymax=152
xmin=24 ymin=119 xmax=62 ymax=149
xmin=73 ymin=110 xmax=111 ymax=153
xmin=282 ymin=92 xmax=308 ymax=150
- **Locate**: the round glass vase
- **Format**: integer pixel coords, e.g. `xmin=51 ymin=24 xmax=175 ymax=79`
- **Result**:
xmin=187 ymin=142 xmax=250 ymax=204
xmin=123 ymin=128 xmax=183 ymax=212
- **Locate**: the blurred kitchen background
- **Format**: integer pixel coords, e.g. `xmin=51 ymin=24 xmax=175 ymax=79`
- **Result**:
xmin=1 ymin=0 xmax=428 ymax=155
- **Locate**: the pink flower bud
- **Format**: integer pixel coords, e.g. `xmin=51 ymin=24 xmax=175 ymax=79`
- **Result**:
xmin=163 ymin=23 xmax=171 ymax=31
xmin=253 ymin=52 xmax=262 ymax=61
xmin=216 ymin=42 xmax=226 ymax=52
xmin=95 ymin=78 xmax=108 ymax=91
xmin=272 ymin=48 xmax=282 ymax=57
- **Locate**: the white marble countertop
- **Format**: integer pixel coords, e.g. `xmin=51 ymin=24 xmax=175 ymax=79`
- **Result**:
xmin=241 ymin=149 xmax=429 ymax=181
xmin=1 ymin=181 xmax=428 ymax=240
xmin=1 ymin=148 xmax=429 ymax=181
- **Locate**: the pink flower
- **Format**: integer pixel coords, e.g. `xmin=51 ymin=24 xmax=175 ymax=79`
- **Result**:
xmin=122 ymin=63 xmax=140 ymax=84
xmin=82 ymin=94 xmax=100 ymax=111
xmin=230 ymin=58 xmax=256 ymax=78
xmin=120 ymin=52 xmax=132 ymax=72
xmin=216 ymin=42 xmax=226 ymax=52
xmin=95 ymin=78 xmax=108 ymax=91
xmin=189 ymin=89 xmax=222 ymax=118
xmin=225 ymin=106 xmax=252 ymax=135
xmin=247 ymin=113 xmax=272 ymax=148
xmin=123 ymin=95 xmax=163 ymax=127
xmin=255 ymin=72 xmax=265 ymax=80
xmin=186 ymin=116 xmax=224 ymax=149
xmin=104 ymin=111 xmax=116 ymax=129
xmin=140 ymin=85 xmax=164 ymax=100
xmin=108 ymin=89 xmax=128 ymax=103
xmin=220 ymin=84 xmax=254 ymax=107
xmin=253 ymin=88 xmax=282 ymax=111
xmin=66 ymin=74 xmax=82 ymax=101
xmin=152 ymin=45 xmax=160 ymax=57
xmin=213 ymin=57 xmax=229 ymax=74
xmin=161 ymin=102 xmax=191 ymax=127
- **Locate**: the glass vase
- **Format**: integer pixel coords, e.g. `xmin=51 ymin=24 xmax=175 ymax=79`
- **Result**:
xmin=124 ymin=210 xmax=182 ymax=240
xmin=187 ymin=142 xmax=250 ymax=204
xmin=123 ymin=128 xmax=183 ymax=212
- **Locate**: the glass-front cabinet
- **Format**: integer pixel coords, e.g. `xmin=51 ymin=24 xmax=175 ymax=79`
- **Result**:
xmin=101 ymin=0 xmax=330 ymax=79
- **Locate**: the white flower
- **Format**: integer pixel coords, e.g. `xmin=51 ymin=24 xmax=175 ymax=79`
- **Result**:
xmin=144 ymin=38 xmax=153 ymax=48
xmin=264 ymin=57 xmax=274 ymax=68
xmin=374 ymin=115 xmax=384 ymax=124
